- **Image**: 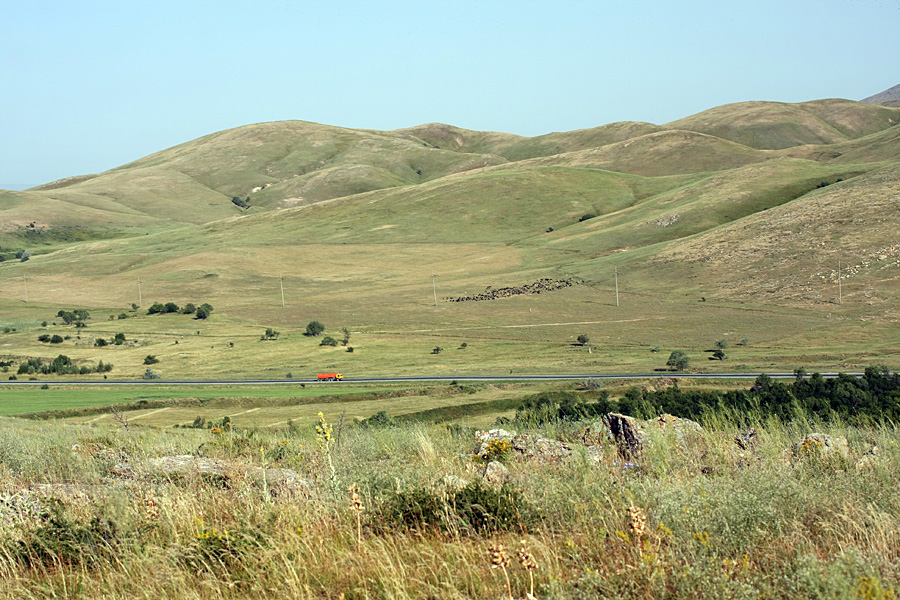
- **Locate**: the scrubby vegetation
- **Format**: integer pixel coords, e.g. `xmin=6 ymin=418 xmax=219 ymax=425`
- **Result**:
xmin=617 ymin=369 xmax=900 ymax=424
xmin=14 ymin=355 xmax=112 ymax=376
xmin=0 ymin=397 xmax=898 ymax=599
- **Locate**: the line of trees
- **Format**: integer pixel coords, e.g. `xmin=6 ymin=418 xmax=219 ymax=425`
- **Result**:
xmin=17 ymin=355 xmax=113 ymax=376
xmin=503 ymin=368 xmax=900 ymax=426
xmin=618 ymin=368 xmax=900 ymax=424
xmin=147 ymin=302 xmax=213 ymax=319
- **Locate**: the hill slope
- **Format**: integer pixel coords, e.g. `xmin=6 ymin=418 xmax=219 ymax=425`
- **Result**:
xmin=862 ymin=83 xmax=900 ymax=104
xmin=1 ymin=97 xmax=900 ymax=377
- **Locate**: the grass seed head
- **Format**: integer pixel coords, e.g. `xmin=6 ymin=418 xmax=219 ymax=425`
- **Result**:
xmin=628 ymin=505 xmax=647 ymax=539
xmin=349 ymin=485 xmax=364 ymax=512
xmin=517 ymin=540 xmax=537 ymax=570
xmin=489 ymin=543 xmax=510 ymax=569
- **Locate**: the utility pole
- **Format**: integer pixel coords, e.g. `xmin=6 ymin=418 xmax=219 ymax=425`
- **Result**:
xmin=280 ymin=274 xmax=286 ymax=308
xmin=23 ymin=276 xmax=28 ymax=303
xmin=137 ymin=278 xmax=142 ymax=307
xmin=615 ymin=267 xmax=619 ymax=307
xmin=838 ymin=261 xmax=842 ymax=305
xmin=432 ymin=270 xmax=438 ymax=307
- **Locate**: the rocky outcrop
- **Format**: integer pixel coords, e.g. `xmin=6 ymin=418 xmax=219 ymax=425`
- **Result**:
xmin=790 ymin=434 xmax=850 ymax=460
xmin=608 ymin=413 xmax=644 ymax=459
xmin=482 ymin=461 xmax=510 ymax=486
xmin=111 ymin=455 xmax=310 ymax=497
xmin=608 ymin=413 xmax=704 ymax=459
xmin=476 ymin=429 xmax=601 ymax=464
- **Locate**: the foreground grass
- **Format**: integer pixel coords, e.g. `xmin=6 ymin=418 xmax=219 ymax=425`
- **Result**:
xmin=0 ymin=409 xmax=897 ymax=599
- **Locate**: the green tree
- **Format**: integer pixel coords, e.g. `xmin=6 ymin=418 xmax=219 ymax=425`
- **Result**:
xmin=715 ymin=339 xmax=728 ymax=350
xmin=147 ymin=303 xmax=165 ymax=315
xmin=576 ymin=334 xmax=590 ymax=346
xmin=195 ymin=304 xmax=213 ymax=320
xmin=712 ymin=349 xmax=726 ymax=360
xmin=341 ymin=327 xmax=351 ymax=346
xmin=182 ymin=303 xmax=196 ymax=314
xmin=305 ymin=321 xmax=325 ymax=336
xmin=164 ymin=302 xmax=180 ymax=313
xmin=666 ymin=350 xmax=690 ymax=371
xmin=319 ymin=336 xmax=338 ymax=347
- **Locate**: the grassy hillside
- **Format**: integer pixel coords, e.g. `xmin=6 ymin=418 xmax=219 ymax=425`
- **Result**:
xmin=667 ymin=99 xmax=900 ymax=149
xmin=1 ymin=98 xmax=899 ymax=379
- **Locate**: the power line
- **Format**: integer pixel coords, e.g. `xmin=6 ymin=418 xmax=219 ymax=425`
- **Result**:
xmin=838 ymin=261 xmax=842 ymax=305
xmin=432 ymin=271 xmax=438 ymax=307
xmin=615 ymin=267 xmax=619 ymax=307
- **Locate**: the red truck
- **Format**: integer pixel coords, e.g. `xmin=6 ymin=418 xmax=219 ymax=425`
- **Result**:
xmin=317 ymin=373 xmax=343 ymax=381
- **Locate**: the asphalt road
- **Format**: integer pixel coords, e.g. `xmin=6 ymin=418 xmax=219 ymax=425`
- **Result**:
xmin=0 ymin=372 xmax=863 ymax=386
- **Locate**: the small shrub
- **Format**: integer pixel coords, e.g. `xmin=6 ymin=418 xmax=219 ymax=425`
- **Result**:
xmin=94 ymin=338 xmax=108 ymax=347
xmin=359 ymin=410 xmax=396 ymax=428
xmin=666 ymin=350 xmax=690 ymax=371
xmin=320 ymin=335 xmax=338 ymax=347
xmin=144 ymin=355 xmax=159 ymax=365
xmin=579 ymin=213 xmax=597 ymax=222
xmin=182 ymin=303 xmax=196 ymax=314
xmin=480 ymin=438 xmax=512 ymax=463
xmin=143 ymin=368 xmax=160 ymax=380
xmin=50 ymin=335 xmax=64 ymax=344
xmin=432 ymin=346 xmax=443 ymax=354
xmin=378 ymin=482 xmax=532 ymax=536
xmin=14 ymin=504 xmax=120 ymax=569
xmin=576 ymin=334 xmax=590 ymax=346
xmin=195 ymin=304 xmax=213 ymax=320
xmin=37 ymin=334 xmax=51 ymax=343
xmin=305 ymin=321 xmax=325 ymax=336
xmin=117 ymin=313 xmax=128 ymax=320
xmin=261 ymin=328 xmax=280 ymax=341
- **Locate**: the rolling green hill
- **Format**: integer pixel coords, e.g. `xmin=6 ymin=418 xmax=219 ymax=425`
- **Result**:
xmin=2 ymin=98 xmax=900 ymax=379
xmin=667 ymin=99 xmax=900 ymax=149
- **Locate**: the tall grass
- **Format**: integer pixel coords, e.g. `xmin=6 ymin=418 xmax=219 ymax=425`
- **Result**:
xmin=0 ymin=413 xmax=898 ymax=599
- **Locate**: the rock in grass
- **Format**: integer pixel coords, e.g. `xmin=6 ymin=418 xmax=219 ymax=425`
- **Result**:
xmin=482 ymin=461 xmax=510 ymax=486
xmin=790 ymin=433 xmax=850 ymax=460
xmin=608 ymin=413 xmax=645 ymax=459
xmin=114 ymin=455 xmax=309 ymax=496
xmin=608 ymin=413 xmax=703 ymax=459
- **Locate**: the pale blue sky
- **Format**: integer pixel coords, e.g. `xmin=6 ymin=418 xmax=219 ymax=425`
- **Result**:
xmin=2 ymin=0 xmax=897 ymax=188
